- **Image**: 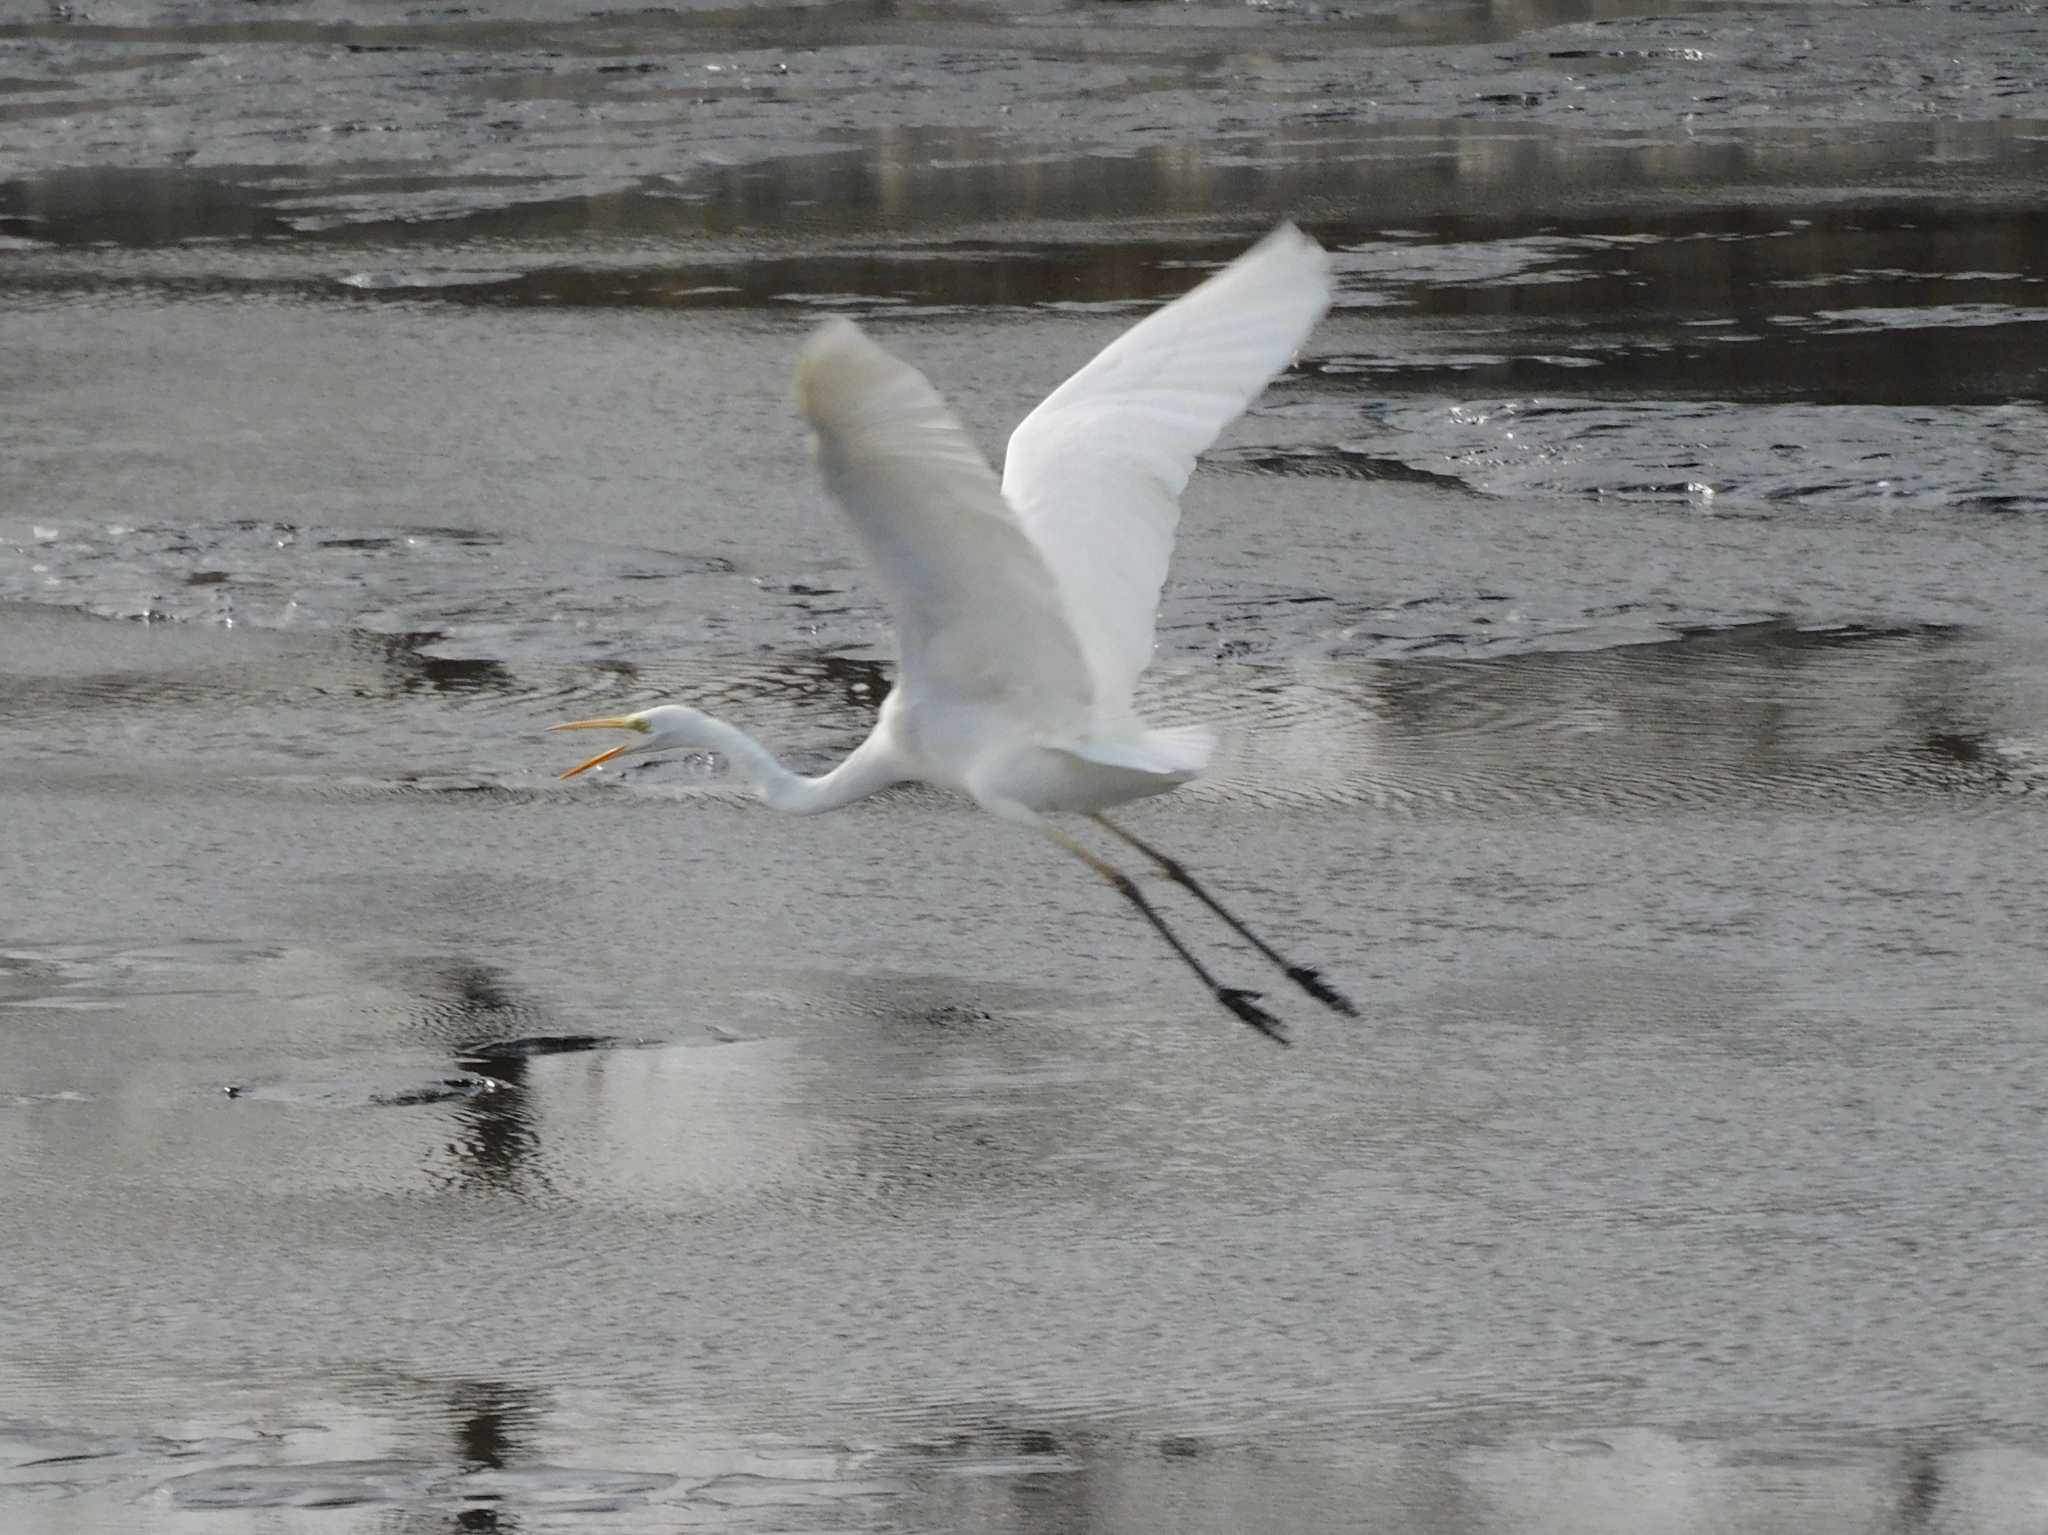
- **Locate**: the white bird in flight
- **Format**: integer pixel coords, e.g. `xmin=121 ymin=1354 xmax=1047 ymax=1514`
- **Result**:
xmin=554 ymin=223 xmax=1353 ymax=1043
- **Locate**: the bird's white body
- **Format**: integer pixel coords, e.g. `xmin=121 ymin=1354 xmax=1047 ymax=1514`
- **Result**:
xmin=555 ymin=223 xmax=1346 ymax=1039
xmin=878 ymin=681 xmax=1211 ymax=815
xmin=785 ymin=222 xmax=1332 ymax=822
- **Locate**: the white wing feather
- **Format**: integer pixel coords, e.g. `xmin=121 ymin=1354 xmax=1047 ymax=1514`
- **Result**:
xmin=1000 ymin=223 xmax=1334 ymax=715
xmin=796 ymin=318 xmax=1093 ymax=725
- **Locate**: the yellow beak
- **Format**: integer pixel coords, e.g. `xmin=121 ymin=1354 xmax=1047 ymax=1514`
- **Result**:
xmin=549 ymin=716 xmax=645 ymax=780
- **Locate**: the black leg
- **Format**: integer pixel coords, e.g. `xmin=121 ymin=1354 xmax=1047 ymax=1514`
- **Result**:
xmin=1092 ymin=813 xmax=1358 ymax=1018
xmin=1041 ymin=829 xmax=1288 ymax=1045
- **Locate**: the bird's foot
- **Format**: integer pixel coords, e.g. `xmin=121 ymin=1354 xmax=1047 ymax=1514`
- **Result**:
xmin=1286 ymin=965 xmax=1358 ymax=1019
xmin=1218 ymin=988 xmax=1289 ymax=1046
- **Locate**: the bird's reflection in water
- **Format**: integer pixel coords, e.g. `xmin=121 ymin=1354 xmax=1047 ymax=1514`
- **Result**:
xmin=1896 ymin=1442 xmax=1945 ymax=1533
xmin=448 ymin=1051 xmax=542 ymax=1198
xmin=446 ymin=1378 xmax=543 ymax=1535
xmin=395 ymin=959 xmax=549 ymax=1196
xmin=399 ymin=959 xmax=533 ymax=1050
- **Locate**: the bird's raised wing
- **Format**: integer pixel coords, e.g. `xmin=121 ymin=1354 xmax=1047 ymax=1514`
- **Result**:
xmin=796 ymin=318 xmax=1093 ymax=726
xmin=1000 ymin=223 xmax=1333 ymax=715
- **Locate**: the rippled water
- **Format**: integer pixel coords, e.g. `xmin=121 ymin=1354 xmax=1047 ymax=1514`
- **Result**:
xmin=5 ymin=1 xmax=2048 ymax=1531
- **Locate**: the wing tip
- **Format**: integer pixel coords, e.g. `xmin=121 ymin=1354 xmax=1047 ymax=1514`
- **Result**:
xmin=1144 ymin=723 xmax=1218 ymax=776
xmin=794 ymin=316 xmax=882 ymax=426
xmin=1252 ymin=219 xmax=1335 ymax=308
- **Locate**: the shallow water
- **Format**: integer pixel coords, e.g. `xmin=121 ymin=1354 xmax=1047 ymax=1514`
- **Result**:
xmin=5 ymin=1 xmax=2048 ymax=1531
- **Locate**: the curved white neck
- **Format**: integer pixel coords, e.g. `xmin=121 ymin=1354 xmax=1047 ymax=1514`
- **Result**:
xmin=692 ymin=714 xmax=900 ymax=815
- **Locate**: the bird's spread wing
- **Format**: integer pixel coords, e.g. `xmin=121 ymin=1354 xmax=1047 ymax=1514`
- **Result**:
xmin=1000 ymin=223 xmax=1334 ymax=715
xmin=796 ymin=318 xmax=1093 ymax=724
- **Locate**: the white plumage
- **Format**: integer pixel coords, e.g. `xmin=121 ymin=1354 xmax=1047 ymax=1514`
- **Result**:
xmin=555 ymin=223 xmax=1350 ymax=1041
xmin=1000 ymin=223 xmax=1334 ymax=718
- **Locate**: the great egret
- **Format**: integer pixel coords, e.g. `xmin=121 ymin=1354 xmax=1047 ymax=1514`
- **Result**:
xmin=554 ymin=223 xmax=1353 ymax=1043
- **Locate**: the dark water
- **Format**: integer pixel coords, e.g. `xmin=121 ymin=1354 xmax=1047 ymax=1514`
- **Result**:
xmin=5 ymin=1 xmax=2048 ymax=1530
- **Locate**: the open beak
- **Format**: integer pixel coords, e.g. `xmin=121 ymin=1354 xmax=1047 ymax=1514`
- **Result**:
xmin=549 ymin=716 xmax=645 ymax=780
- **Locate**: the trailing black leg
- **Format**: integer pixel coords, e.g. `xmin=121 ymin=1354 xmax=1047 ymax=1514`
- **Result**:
xmin=1092 ymin=813 xmax=1358 ymax=1018
xmin=1040 ymin=829 xmax=1287 ymax=1045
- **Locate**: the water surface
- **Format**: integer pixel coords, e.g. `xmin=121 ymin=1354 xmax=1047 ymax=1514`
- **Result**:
xmin=4 ymin=2 xmax=2048 ymax=1530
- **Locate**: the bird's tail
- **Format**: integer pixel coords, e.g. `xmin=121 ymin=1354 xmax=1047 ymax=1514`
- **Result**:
xmin=1076 ymin=724 xmax=1217 ymax=779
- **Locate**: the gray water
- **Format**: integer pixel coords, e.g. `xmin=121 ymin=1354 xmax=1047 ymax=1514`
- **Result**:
xmin=5 ymin=1 xmax=2048 ymax=1530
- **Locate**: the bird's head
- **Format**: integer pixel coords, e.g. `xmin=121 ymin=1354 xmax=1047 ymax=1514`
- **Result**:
xmin=549 ymin=705 xmax=720 ymax=780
